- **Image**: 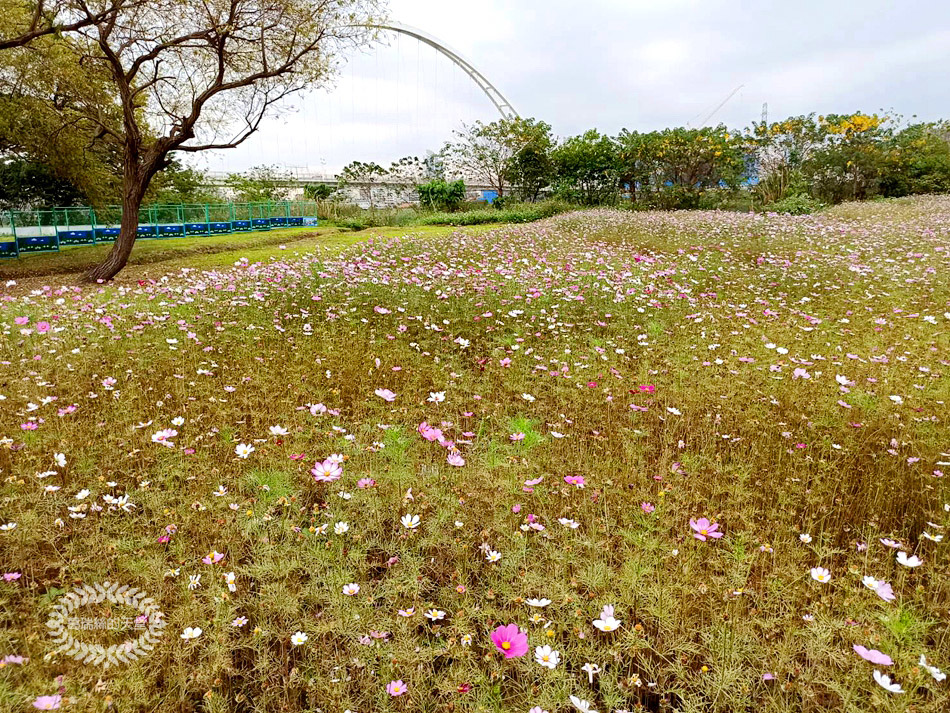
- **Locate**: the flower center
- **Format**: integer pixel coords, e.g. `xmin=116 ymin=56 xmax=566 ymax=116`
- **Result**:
xmin=700 ymin=529 xmax=708 ymax=535
xmin=501 ymin=641 xmax=511 ymax=650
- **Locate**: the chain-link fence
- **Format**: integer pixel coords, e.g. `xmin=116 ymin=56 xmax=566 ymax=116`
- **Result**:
xmin=1 ymin=201 xmax=318 ymax=258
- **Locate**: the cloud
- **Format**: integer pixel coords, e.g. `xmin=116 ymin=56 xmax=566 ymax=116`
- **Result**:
xmin=201 ymin=0 xmax=950 ymax=173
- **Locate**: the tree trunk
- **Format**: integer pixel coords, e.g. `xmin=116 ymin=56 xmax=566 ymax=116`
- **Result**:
xmin=85 ymin=164 xmax=150 ymax=283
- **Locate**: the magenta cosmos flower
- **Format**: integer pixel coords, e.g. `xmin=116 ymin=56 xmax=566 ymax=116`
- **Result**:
xmin=690 ymin=517 xmax=723 ymax=541
xmin=490 ymin=624 xmax=529 ymax=658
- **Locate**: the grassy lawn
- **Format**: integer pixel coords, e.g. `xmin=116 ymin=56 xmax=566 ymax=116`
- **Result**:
xmin=0 ymin=198 xmax=948 ymax=712
xmin=0 ymin=224 xmax=496 ymax=283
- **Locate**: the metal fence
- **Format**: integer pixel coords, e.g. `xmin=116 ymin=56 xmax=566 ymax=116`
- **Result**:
xmin=0 ymin=201 xmax=319 ymax=258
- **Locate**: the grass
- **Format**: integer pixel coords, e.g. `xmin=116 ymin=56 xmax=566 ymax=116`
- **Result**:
xmin=0 ymin=224 xmax=496 ymax=282
xmin=0 ymin=196 xmax=948 ymax=712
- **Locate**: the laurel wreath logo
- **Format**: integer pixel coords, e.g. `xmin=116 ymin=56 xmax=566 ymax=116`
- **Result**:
xmin=46 ymin=581 xmax=166 ymax=669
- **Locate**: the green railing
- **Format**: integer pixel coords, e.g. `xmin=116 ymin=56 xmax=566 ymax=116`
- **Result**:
xmin=0 ymin=201 xmax=319 ymax=258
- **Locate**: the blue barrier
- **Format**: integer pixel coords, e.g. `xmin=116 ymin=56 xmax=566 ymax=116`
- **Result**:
xmin=2 ymin=202 xmax=319 ymax=258
xmin=57 ymin=229 xmax=96 ymax=246
xmin=17 ymin=235 xmax=59 ymax=253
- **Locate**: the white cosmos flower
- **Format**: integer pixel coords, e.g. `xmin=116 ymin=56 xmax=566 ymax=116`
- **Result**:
xmin=424 ymin=609 xmax=446 ymax=621
xmin=666 ymin=407 xmax=682 ymax=416
xmin=581 ymin=662 xmax=601 ymax=684
xmin=171 ymin=416 xmax=185 ymax=426
xmin=181 ymin=627 xmax=202 ymax=640
xmin=919 ymin=655 xmax=946 ymax=682
xmin=810 ymin=567 xmax=831 ymax=583
xmin=427 ymin=391 xmax=446 ymax=403
xmin=896 ymin=551 xmax=923 ymax=567
xmin=54 ymin=453 xmax=66 ymax=468
xmin=558 ymin=518 xmax=580 ymax=529
xmin=569 ymin=695 xmax=598 ymax=713
xmin=334 ymin=522 xmax=349 ymax=535
xmin=269 ymin=425 xmax=288 ymax=436
xmin=342 ymin=583 xmax=360 ymax=596
xmin=401 ymin=514 xmax=420 ymax=529
xmin=521 ymin=393 xmax=535 ymax=402
xmin=188 ymin=574 xmax=201 ymax=590
xmin=799 ymin=533 xmax=812 ymax=544
xmin=235 ymin=443 xmax=255 ymax=458
xmin=593 ymin=616 xmax=621 ymax=632
xmin=485 ymin=549 xmax=501 ymax=563
xmin=291 ymin=631 xmax=308 ymax=646
xmin=862 ymin=575 xmax=880 ymax=590
xmin=534 ymin=645 xmax=560 ymax=669
xmin=873 ymin=670 xmax=904 ymax=693
xmin=526 ymin=598 xmax=552 ymax=607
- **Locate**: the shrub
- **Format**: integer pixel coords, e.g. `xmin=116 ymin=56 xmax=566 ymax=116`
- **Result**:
xmin=417 ymin=179 xmax=466 ymax=212
xmin=766 ymin=193 xmax=824 ymax=215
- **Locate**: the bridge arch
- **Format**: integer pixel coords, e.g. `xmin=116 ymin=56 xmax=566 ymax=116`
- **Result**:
xmin=364 ymin=21 xmax=520 ymax=120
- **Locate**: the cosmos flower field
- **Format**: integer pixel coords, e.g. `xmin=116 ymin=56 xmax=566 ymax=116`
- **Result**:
xmin=1 ymin=196 xmax=949 ymax=712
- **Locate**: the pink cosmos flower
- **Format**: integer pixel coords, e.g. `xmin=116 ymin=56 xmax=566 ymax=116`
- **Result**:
xmin=490 ymin=624 xmax=528 ymax=658
xmin=854 ymin=645 xmax=893 ymax=666
xmin=690 ymin=517 xmax=723 ymax=541
xmin=564 ymin=475 xmax=585 ymax=488
xmin=32 ymin=695 xmax=62 ymax=710
xmin=14 ymin=316 xmax=28 ymax=325
xmin=641 ymin=502 xmax=655 ymax=514
xmin=875 ymin=581 xmax=896 ymax=602
xmin=311 ymin=459 xmax=343 ymax=482
xmin=3 ymin=572 xmax=22 ymax=581
xmin=510 ymin=432 xmax=525 ymax=441
xmin=418 ymin=422 xmax=443 ymax=441
xmin=374 ymin=388 xmax=397 ymax=402
xmin=357 ymin=478 xmax=376 ymax=489
xmin=202 ymin=550 xmax=225 ymax=565
xmin=386 ymin=680 xmax=407 ymax=696
xmin=35 ymin=321 xmax=51 ymax=333
xmin=447 ymin=452 xmax=465 ymax=467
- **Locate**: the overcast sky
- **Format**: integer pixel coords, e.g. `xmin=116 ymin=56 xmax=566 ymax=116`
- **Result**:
xmin=205 ymin=0 xmax=950 ymax=175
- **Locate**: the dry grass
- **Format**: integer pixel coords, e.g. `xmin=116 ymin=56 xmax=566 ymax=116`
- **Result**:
xmin=0 ymin=196 xmax=948 ymax=712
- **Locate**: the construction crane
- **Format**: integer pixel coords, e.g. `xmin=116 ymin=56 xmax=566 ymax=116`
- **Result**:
xmin=687 ymin=84 xmax=744 ymax=127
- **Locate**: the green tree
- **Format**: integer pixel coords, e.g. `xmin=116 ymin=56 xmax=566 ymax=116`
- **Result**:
xmin=803 ymin=113 xmax=890 ymax=203
xmin=417 ymin=179 xmax=466 ymax=211
xmin=502 ymin=118 xmax=554 ymax=201
xmin=338 ymin=160 xmax=389 ymax=209
xmin=0 ymin=157 xmax=87 ymax=209
xmin=442 ymin=117 xmax=551 ymax=199
xmin=147 ymin=160 xmax=220 ymax=204
xmin=552 ymin=130 xmax=619 ymax=205
xmin=225 ymin=165 xmax=290 ymax=203
xmin=617 ymin=125 xmax=746 ymax=209
xmin=1 ymin=0 xmax=381 ymax=282
xmin=744 ymin=115 xmax=826 ymax=204
xmin=879 ymin=121 xmax=950 ymax=197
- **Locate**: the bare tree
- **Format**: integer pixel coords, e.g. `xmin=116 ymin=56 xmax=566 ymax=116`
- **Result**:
xmin=6 ymin=0 xmax=383 ymax=281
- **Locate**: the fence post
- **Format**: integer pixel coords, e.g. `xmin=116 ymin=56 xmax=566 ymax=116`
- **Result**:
xmin=91 ymin=207 xmax=98 ymax=245
xmin=204 ymin=203 xmax=210 ymax=235
xmin=9 ymin=211 xmax=19 ymax=258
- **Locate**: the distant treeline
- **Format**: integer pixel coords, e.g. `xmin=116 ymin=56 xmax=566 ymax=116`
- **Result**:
xmin=3 ymin=112 xmax=949 ymax=214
